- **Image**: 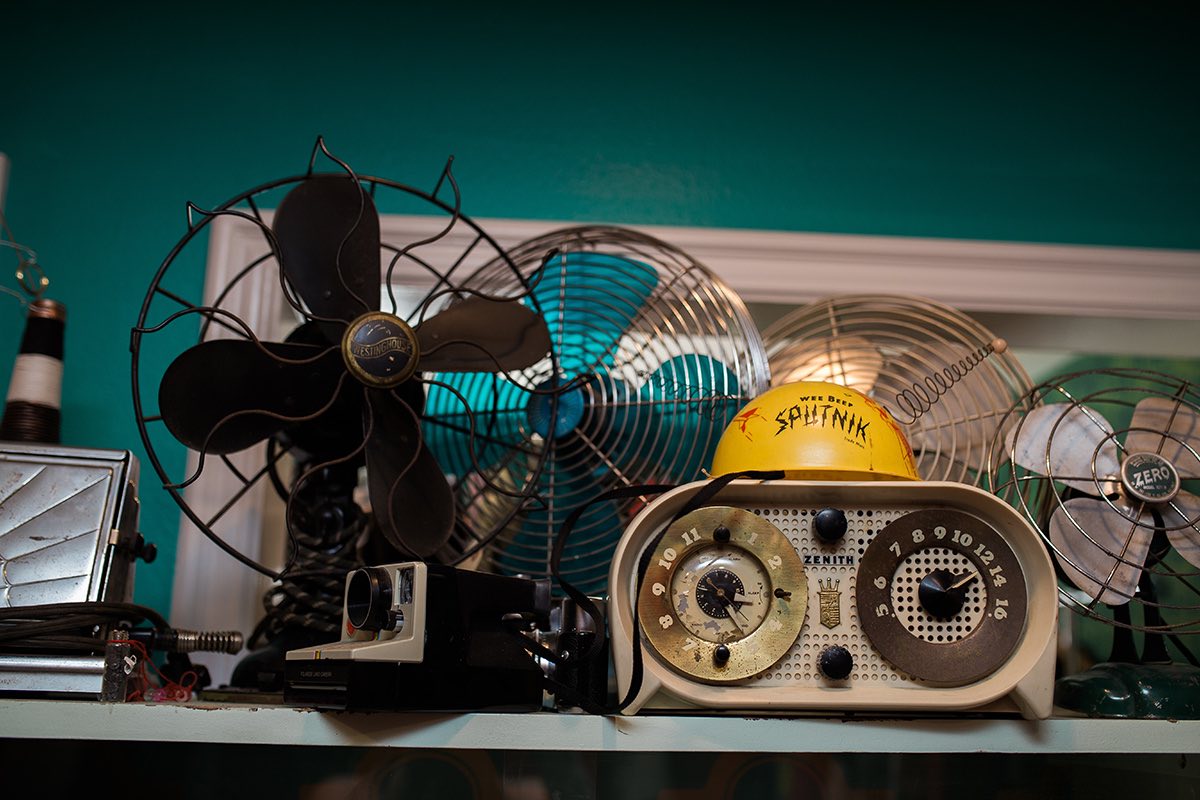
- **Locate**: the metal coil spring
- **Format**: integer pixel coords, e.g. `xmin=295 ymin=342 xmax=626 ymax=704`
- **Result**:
xmin=891 ymin=339 xmax=1005 ymax=424
xmin=160 ymin=629 xmax=245 ymax=655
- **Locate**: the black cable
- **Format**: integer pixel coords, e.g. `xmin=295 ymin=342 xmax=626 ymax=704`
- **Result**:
xmin=0 ymin=601 xmax=173 ymax=655
xmin=0 ymin=635 xmax=107 ymax=651
xmin=0 ymin=601 xmax=169 ymax=630
xmin=249 ymin=465 xmax=366 ymax=651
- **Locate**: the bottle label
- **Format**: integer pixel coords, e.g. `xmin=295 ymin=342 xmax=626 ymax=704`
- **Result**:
xmin=6 ymin=354 xmax=63 ymax=407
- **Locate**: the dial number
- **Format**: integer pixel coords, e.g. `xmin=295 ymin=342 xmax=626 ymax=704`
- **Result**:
xmin=636 ymin=506 xmax=807 ymax=683
xmin=856 ymin=509 xmax=1028 ymax=685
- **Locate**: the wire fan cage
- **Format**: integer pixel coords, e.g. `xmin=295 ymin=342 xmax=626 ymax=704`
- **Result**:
xmin=423 ymin=226 xmax=771 ymax=594
xmin=986 ymin=368 xmax=1200 ymax=635
xmin=131 ymin=144 xmax=552 ymax=613
xmin=761 ymin=294 xmax=1033 ymax=485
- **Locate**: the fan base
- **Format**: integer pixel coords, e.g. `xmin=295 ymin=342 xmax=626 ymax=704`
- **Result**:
xmin=1055 ymin=662 xmax=1200 ymax=719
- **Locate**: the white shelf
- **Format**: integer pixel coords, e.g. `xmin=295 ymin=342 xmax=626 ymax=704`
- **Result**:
xmin=0 ymin=699 xmax=1196 ymax=753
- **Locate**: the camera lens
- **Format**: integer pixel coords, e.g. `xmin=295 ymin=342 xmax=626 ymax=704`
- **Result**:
xmin=346 ymin=567 xmax=392 ymax=631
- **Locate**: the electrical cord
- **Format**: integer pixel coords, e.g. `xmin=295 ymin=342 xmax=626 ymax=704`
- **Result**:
xmin=0 ymin=601 xmax=242 ymax=655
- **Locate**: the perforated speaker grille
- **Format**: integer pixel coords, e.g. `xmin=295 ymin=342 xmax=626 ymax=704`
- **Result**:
xmin=743 ymin=505 xmax=946 ymax=687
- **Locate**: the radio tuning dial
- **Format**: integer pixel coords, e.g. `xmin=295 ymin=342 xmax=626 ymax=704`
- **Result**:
xmin=918 ymin=568 xmax=973 ymax=618
xmin=856 ymin=509 xmax=1028 ymax=685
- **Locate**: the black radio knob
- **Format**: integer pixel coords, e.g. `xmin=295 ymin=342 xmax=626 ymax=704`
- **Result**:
xmin=818 ymin=645 xmax=854 ymax=681
xmin=814 ymin=508 xmax=848 ymax=543
xmin=713 ymin=644 xmax=731 ymax=667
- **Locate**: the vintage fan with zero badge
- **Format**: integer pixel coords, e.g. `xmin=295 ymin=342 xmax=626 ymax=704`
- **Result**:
xmin=423 ymin=226 xmax=771 ymax=595
xmin=988 ymin=367 xmax=1200 ymax=718
xmin=762 ymin=294 xmax=1033 ymax=485
xmin=131 ymin=141 xmax=553 ymax=684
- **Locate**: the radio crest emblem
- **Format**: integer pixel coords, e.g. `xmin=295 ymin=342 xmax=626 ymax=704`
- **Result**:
xmin=817 ymin=578 xmax=841 ymax=629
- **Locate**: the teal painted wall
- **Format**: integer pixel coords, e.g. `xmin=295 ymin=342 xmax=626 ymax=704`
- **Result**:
xmin=2 ymin=2 xmax=1198 ymax=617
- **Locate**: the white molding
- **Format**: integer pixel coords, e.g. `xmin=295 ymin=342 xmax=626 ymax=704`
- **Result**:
xmin=207 ymin=212 xmax=1200 ymax=320
xmin=372 ymin=216 xmax=1200 ymax=320
xmin=650 ymin=225 xmax=1200 ymax=320
xmin=167 ymin=215 xmax=281 ymax=683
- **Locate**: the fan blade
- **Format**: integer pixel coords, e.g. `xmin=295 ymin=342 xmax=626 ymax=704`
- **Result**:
xmin=1163 ymin=489 xmax=1200 ymax=569
xmin=1049 ymin=497 xmax=1153 ymax=605
xmin=415 ymin=297 xmax=551 ymax=372
xmin=627 ymin=354 xmax=741 ymax=481
xmin=768 ymin=335 xmax=883 ymax=394
xmin=423 ymin=373 xmax=532 ymax=479
xmin=496 ymin=447 xmax=621 ymax=596
xmin=1126 ymin=397 xmax=1200 ymax=478
xmin=273 ymin=175 xmax=381 ymax=326
xmin=276 ymin=322 xmax=366 ymax=461
xmin=527 ymin=250 xmax=658 ymax=379
xmin=1006 ymin=404 xmax=1121 ymax=495
xmin=159 ymin=339 xmax=343 ymax=455
xmin=364 ymin=387 xmax=455 ymax=558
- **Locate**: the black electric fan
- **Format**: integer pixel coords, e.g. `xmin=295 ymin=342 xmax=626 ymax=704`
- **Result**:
xmin=131 ymin=141 xmax=554 ymax=686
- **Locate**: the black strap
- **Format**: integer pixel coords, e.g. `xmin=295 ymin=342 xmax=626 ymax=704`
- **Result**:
xmin=553 ymin=483 xmax=674 ymax=671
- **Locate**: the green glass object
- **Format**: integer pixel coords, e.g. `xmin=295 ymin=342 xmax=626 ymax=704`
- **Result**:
xmin=1055 ymin=662 xmax=1200 ymax=719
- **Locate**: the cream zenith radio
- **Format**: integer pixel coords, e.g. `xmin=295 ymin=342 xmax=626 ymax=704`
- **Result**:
xmin=608 ymin=479 xmax=1058 ymax=719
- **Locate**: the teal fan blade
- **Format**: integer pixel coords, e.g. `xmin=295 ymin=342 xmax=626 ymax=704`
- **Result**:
xmin=423 ymin=373 xmax=532 ymax=480
xmin=634 ymin=354 xmax=743 ymax=481
xmin=526 ymin=251 xmax=659 ymax=379
xmin=495 ymin=447 xmax=621 ymax=597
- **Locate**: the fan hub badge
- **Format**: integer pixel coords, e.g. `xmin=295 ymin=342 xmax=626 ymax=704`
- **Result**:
xmin=1121 ymin=451 xmax=1181 ymax=504
xmin=342 ymin=312 xmax=420 ymax=388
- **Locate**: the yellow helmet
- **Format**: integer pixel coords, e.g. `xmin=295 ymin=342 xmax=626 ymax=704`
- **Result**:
xmin=711 ymin=381 xmax=920 ymax=481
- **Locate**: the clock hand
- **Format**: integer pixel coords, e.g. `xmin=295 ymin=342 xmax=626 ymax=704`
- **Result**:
xmin=705 ymin=577 xmax=748 ymax=631
xmin=723 ymin=599 xmax=747 ymax=633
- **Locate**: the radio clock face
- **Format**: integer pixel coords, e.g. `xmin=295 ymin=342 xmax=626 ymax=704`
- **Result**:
xmin=856 ymin=509 xmax=1028 ymax=685
xmin=637 ymin=506 xmax=808 ymax=682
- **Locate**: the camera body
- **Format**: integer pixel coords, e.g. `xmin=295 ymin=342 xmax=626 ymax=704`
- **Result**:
xmin=285 ymin=562 xmax=605 ymax=712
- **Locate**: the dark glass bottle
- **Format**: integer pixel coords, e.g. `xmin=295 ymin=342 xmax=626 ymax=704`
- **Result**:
xmin=0 ymin=298 xmax=65 ymax=443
